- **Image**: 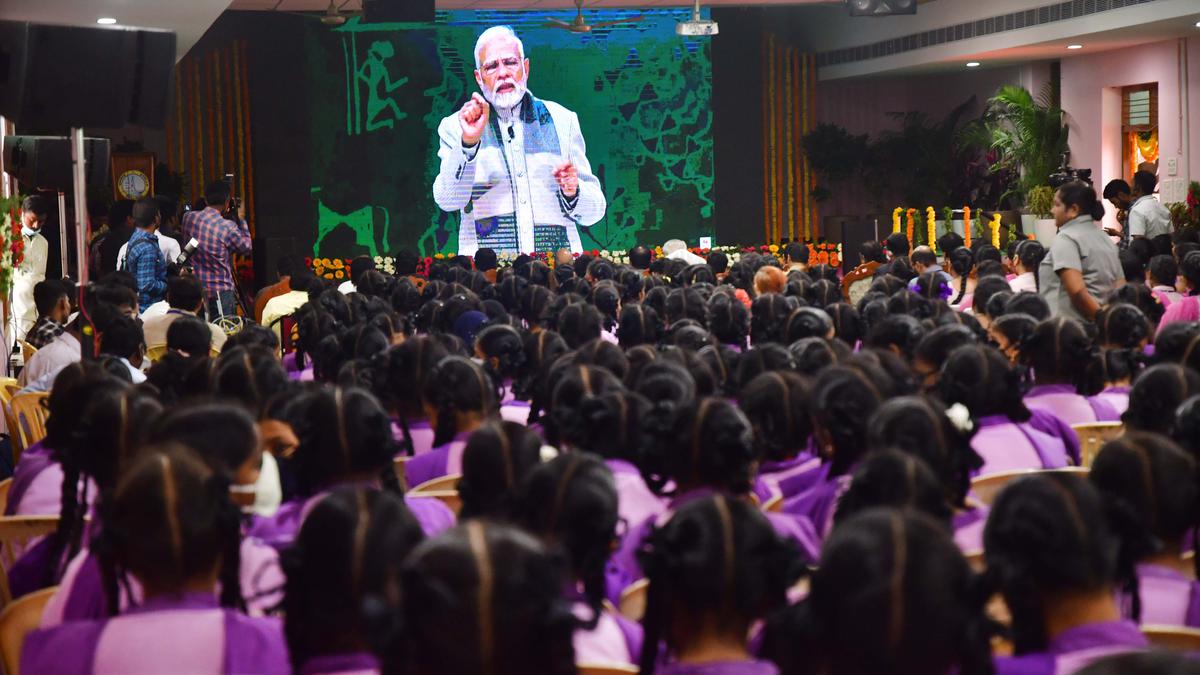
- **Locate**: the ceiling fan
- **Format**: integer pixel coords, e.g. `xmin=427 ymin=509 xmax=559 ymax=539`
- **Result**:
xmin=272 ymin=0 xmax=360 ymax=27
xmin=544 ymin=0 xmax=643 ymax=34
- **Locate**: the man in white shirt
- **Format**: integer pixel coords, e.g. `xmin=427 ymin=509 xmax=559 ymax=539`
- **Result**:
xmin=9 ymin=195 xmax=50 ymax=344
xmin=433 ymin=26 xmax=606 ymax=256
xmin=115 ymin=222 xmax=182 ymax=270
xmin=337 ymin=256 xmax=376 ymax=294
xmin=1127 ymin=170 xmax=1173 ymax=240
xmin=142 ymin=276 xmax=228 ymax=352
xmin=261 ymin=269 xmax=316 ymax=344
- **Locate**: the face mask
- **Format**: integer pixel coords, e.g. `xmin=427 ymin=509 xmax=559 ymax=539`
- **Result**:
xmin=21 ymin=226 xmax=39 ymax=238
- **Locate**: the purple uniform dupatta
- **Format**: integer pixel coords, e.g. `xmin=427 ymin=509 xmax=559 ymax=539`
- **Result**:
xmin=299 ymin=652 xmax=382 ymax=675
xmin=22 ymin=592 xmax=289 ymax=675
xmin=993 ymin=620 xmax=1147 ymax=675
xmin=1025 ymin=384 xmax=1121 ymax=425
xmin=1120 ymin=564 xmax=1200 ymax=628
xmin=972 ymin=415 xmax=1073 ymax=475
xmin=606 ymin=459 xmax=666 ymax=530
xmin=403 ymin=432 xmax=471 ymax=489
xmin=781 ymin=468 xmax=853 ymax=541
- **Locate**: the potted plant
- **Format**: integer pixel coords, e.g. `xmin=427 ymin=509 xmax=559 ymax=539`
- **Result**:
xmin=1027 ymin=185 xmax=1057 ymax=244
xmin=801 ymin=123 xmax=869 ymax=205
xmin=979 ymin=85 xmax=1070 ymax=213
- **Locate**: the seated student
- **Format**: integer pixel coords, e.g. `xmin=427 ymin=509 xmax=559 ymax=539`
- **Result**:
xmin=8 ymin=374 xmax=161 ymax=600
xmin=782 ymin=361 xmax=892 ymax=539
xmin=1153 ymin=321 xmax=1200 ymax=372
xmin=865 ymin=396 xmax=987 ymax=552
xmin=1122 ymin=364 xmax=1200 ymax=436
xmin=1091 ymin=304 xmax=1153 ymax=415
xmin=1021 ymin=317 xmax=1121 ymax=423
xmin=374 ymin=336 xmax=450 ymax=456
xmin=1090 ymin=433 xmax=1200 ymax=628
xmin=98 ymin=315 xmax=148 ymax=384
xmin=254 ymin=254 xmax=301 ymax=324
xmin=612 ymin=398 xmax=819 ymax=605
xmin=473 ymin=323 xmax=532 ymax=423
xmin=766 ymin=509 xmax=995 ymax=675
xmin=404 ymin=356 xmax=500 ymax=488
xmin=457 ymin=421 xmax=545 ymax=521
xmin=638 ymin=494 xmax=801 ymax=675
xmin=516 ymin=454 xmax=642 ymax=670
xmin=1158 ymin=251 xmax=1200 ymax=332
xmin=261 ymin=267 xmax=318 ymax=342
xmin=165 ymin=315 xmax=215 ymax=359
xmin=248 ymin=387 xmax=454 ymax=549
xmin=618 ymin=303 xmax=664 ymax=349
xmin=912 ymin=324 xmax=977 ymax=393
xmin=19 ymin=290 xmax=129 ymax=391
xmin=1146 ymin=254 xmax=1181 ymax=309
xmin=142 ymin=275 xmax=227 ymax=353
xmin=283 ymin=487 xmax=425 ymax=674
xmin=1008 ymin=240 xmax=1045 ymax=294
xmin=945 ymin=247 xmax=977 ymax=309
xmin=336 ymin=255 xmax=375 ymax=295
xmin=21 ymin=447 xmax=289 ymax=675
xmin=939 ymin=345 xmax=1074 ymax=474
xmin=40 ymin=404 xmax=285 ymax=624
xmin=25 ymin=279 xmax=71 ymax=349
xmin=739 ymin=371 xmax=822 ymax=500
xmin=395 ymin=521 xmax=578 ymax=675
xmin=987 ymin=473 xmax=1149 ymax=674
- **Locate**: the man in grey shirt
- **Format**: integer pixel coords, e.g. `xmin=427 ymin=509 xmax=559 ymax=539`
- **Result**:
xmin=1039 ymin=183 xmax=1124 ymax=323
xmin=1127 ymin=170 xmax=1173 ymax=240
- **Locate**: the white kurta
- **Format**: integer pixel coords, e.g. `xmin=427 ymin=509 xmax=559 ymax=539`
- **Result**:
xmin=433 ymin=92 xmax=606 ymax=256
xmin=9 ymin=232 xmax=48 ymax=343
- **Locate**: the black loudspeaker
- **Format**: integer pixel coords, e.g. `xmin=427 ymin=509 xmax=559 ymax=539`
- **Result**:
xmin=847 ymin=0 xmax=917 ymax=16
xmin=363 ymin=0 xmax=435 ymax=22
xmin=839 ymin=217 xmax=882 ymax=274
xmin=2 ymin=135 xmax=111 ymax=190
xmin=0 ymin=21 xmax=175 ymax=134
xmin=253 ymin=237 xmax=297 ymax=290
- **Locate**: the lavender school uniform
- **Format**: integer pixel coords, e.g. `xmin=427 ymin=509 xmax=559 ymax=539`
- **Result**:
xmin=781 ymin=465 xmax=851 ymax=540
xmin=606 ymin=459 xmax=666 ymax=530
xmin=1024 ymin=383 xmax=1121 ymax=425
xmin=953 ymin=505 xmax=989 ymax=554
xmin=1094 ymin=385 xmax=1131 ymax=417
xmin=391 ymin=418 xmax=436 ymax=457
xmin=971 ymin=415 xmax=1072 ymax=476
xmin=993 ymin=620 xmax=1147 ymax=675
xmin=570 ymin=591 xmax=643 ymax=669
xmin=299 ymin=652 xmax=380 ymax=675
xmin=22 ymin=592 xmax=289 ymax=674
xmin=1119 ymin=564 xmax=1200 ymax=628
xmin=403 ymin=432 xmax=472 ymax=489
xmin=758 ymin=452 xmax=823 ymax=500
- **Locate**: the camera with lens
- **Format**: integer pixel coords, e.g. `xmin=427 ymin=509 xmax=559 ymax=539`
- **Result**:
xmin=1048 ymin=153 xmax=1093 ymax=188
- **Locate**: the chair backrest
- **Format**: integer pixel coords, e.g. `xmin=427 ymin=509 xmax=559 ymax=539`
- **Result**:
xmin=617 ymin=578 xmax=649 ymax=622
xmin=0 ymin=378 xmax=18 ymax=406
xmin=0 ymin=586 xmax=57 ymax=675
xmin=761 ymin=494 xmax=783 ymax=513
xmin=411 ymin=490 xmax=461 ymax=516
xmin=408 ymin=473 xmax=462 ymax=495
xmin=1142 ymin=625 xmax=1200 ymax=651
xmin=7 ymin=393 xmax=50 ymax=465
xmin=0 ymin=480 xmax=10 ymax=516
xmin=1072 ymin=422 xmax=1124 ymax=468
xmin=145 ymin=344 xmax=168 ymax=362
xmin=970 ymin=467 xmax=1090 ymax=506
xmin=16 ymin=341 xmax=37 ymax=365
xmin=393 ymin=457 xmax=413 ymax=492
xmin=577 ymin=665 xmax=639 ymax=675
xmin=842 ymin=261 xmax=881 ymax=304
xmin=0 ymin=516 xmax=61 ymax=608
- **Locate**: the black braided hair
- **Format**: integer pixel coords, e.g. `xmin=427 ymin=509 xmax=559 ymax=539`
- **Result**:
xmin=616 ymin=303 xmax=663 ymax=349
xmin=750 ymin=293 xmax=799 ymax=346
xmin=288 ymin=387 xmax=399 ymax=498
xmin=866 ymin=396 xmax=983 ymax=508
xmin=811 ymin=365 xmax=889 ymax=477
xmin=707 ymin=291 xmax=749 ymax=348
xmin=739 ymin=370 xmax=813 ymax=463
xmin=543 ymin=363 xmax=624 ymax=449
xmin=474 ymin=324 xmax=528 ymax=386
xmin=1022 ymin=317 xmax=1101 ymax=394
xmin=458 ymin=421 xmax=546 ymax=520
xmin=947 ymin=247 xmax=975 ymax=306
xmin=210 ymin=345 xmax=290 ymax=418
xmin=645 ymin=397 xmax=757 ymax=496
xmin=939 ymin=344 xmax=1032 ymax=422
xmin=1123 ymin=364 xmax=1200 ymax=435
xmin=422 ymin=356 xmax=499 ymax=448
xmin=834 ymin=451 xmax=952 ymax=526
xmin=1154 ymin=321 xmax=1200 ymax=372
xmin=1091 ymin=303 xmax=1152 ymax=388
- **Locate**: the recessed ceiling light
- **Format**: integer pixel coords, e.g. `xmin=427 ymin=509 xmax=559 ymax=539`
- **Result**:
xmin=97 ymin=17 xmax=117 ymax=24
xmin=1067 ymin=44 xmax=1083 ymax=49
xmin=966 ymin=61 xmax=981 ymax=68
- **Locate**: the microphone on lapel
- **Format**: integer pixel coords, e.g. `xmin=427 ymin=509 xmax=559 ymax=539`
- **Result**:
xmin=507 ymin=126 xmax=515 ymax=143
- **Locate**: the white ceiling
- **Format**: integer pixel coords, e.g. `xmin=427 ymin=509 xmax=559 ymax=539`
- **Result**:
xmin=0 ymin=0 xmax=232 ymax=61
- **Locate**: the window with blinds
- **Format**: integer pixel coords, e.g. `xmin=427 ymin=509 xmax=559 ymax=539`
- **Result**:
xmin=1122 ymin=84 xmax=1157 ymax=132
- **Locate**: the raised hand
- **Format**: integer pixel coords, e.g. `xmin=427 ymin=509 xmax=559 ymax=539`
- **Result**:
xmin=460 ymin=93 xmax=490 ymax=147
xmin=553 ymin=162 xmax=579 ymax=199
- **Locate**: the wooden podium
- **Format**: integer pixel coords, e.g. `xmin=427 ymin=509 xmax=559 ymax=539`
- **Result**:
xmin=111 ymin=152 xmax=156 ymax=201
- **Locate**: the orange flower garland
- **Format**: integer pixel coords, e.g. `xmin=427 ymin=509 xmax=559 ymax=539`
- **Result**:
xmin=892 ymin=207 xmax=903 ymax=234
xmin=962 ymin=206 xmax=972 ymax=248
xmin=926 ymin=207 xmax=936 ymax=247
xmin=905 ymin=208 xmax=916 ymax=247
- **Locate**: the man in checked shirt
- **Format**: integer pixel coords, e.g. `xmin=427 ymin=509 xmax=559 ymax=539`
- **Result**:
xmin=182 ymin=179 xmax=252 ymax=321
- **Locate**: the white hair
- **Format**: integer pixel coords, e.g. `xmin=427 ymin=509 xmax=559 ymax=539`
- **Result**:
xmin=662 ymin=239 xmax=687 ymax=255
xmin=474 ymin=25 xmax=525 ymax=70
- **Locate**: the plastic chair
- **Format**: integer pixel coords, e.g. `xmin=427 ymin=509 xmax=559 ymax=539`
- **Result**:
xmin=6 ymin=393 xmax=49 ymax=465
xmin=410 ymin=489 xmax=461 ymax=516
xmin=578 ymin=665 xmax=639 ymax=675
xmin=393 ymin=456 xmax=414 ymax=491
xmin=0 ymin=586 xmax=56 ymax=675
xmin=0 ymin=516 xmax=60 ymax=607
xmin=618 ymin=578 xmax=649 ymax=622
xmin=15 ymin=341 xmax=36 ymax=365
xmin=1072 ymin=422 xmax=1124 ymax=468
xmin=145 ymin=344 xmax=168 ymax=362
xmin=1142 ymin=625 xmax=1200 ymax=651
xmin=970 ymin=467 xmax=1089 ymax=506
xmin=408 ymin=474 xmax=461 ymax=494
xmin=0 ymin=479 xmax=10 ymax=516
xmin=0 ymin=379 xmax=18 ymax=404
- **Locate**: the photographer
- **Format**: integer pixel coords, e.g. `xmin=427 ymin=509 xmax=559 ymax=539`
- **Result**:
xmin=181 ymin=179 xmax=251 ymax=321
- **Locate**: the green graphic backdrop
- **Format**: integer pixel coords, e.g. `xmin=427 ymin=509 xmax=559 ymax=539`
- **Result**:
xmin=303 ymin=9 xmax=714 ymax=257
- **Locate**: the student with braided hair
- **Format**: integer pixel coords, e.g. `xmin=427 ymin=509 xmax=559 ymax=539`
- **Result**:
xmin=617 ymin=303 xmax=663 ymax=349
xmin=986 ymin=473 xmax=1150 ymax=673
xmin=458 ymin=421 xmax=546 ymax=521
xmin=939 ymin=345 xmax=1075 ymax=474
xmin=404 ymin=356 xmax=500 ymax=488
xmin=1122 ymin=364 xmax=1200 ymax=436
xmin=282 ymin=487 xmax=425 ymax=673
xmin=638 ymin=494 xmax=803 ymax=675
xmin=516 ymin=453 xmax=642 ymax=669
xmin=372 ymin=335 xmax=449 ymax=457
xmin=394 ymin=521 xmax=578 ymax=675
xmin=1021 ymin=317 xmax=1121 ymax=424
xmin=739 ymin=371 xmax=822 ymax=500
xmin=1090 ymin=304 xmax=1153 ymax=415
xmin=474 ymin=323 xmax=530 ymax=419
xmin=708 ymin=291 xmax=750 ymax=352
xmin=749 ymin=293 xmax=798 ymax=346
xmin=22 ymin=447 xmax=290 ymax=674
xmin=1090 ymin=433 xmax=1200 ymax=627
xmin=766 ymin=509 xmax=996 ymax=675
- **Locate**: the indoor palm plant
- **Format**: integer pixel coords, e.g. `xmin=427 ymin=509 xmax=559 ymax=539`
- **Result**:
xmin=978 ymin=85 xmax=1070 ymax=209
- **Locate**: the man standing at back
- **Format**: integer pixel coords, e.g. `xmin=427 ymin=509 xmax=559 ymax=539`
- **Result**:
xmin=1127 ymin=170 xmax=1173 ymax=241
xmin=183 ymin=179 xmax=251 ymax=321
xmin=9 ymin=195 xmax=49 ymax=345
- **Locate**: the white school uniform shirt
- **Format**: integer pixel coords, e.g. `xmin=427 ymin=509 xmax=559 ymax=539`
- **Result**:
xmin=337 ymin=280 xmax=356 ymax=294
xmin=433 ymin=91 xmax=606 ymax=255
xmin=1127 ymin=195 xmax=1173 ymax=239
xmin=116 ymin=231 xmax=181 ymax=270
xmin=1009 ymin=272 xmax=1037 ymax=293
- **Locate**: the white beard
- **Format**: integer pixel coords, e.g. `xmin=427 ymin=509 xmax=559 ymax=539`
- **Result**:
xmin=484 ymin=80 xmax=527 ymax=112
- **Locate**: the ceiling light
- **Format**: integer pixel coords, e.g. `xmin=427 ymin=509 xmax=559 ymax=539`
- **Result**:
xmin=966 ymin=61 xmax=981 ymax=68
xmin=97 ymin=17 xmax=117 ymax=25
xmin=1067 ymin=44 xmax=1083 ymax=49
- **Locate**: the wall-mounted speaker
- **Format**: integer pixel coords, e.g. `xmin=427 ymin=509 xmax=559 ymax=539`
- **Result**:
xmin=847 ymin=0 xmax=917 ymax=17
xmin=2 ymin=135 xmax=111 ymax=190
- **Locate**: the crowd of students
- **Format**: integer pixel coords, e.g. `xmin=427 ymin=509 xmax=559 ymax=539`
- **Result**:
xmin=7 ymin=179 xmax=1200 ymax=674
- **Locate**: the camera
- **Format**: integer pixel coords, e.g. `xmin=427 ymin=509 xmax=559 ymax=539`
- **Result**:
xmin=1048 ymin=153 xmax=1093 ymax=188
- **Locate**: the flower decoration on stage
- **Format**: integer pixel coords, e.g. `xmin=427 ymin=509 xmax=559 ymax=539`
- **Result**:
xmin=962 ymin=205 xmax=972 ymax=249
xmin=892 ymin=207 xmax=903 ymax=234
xmin=308 ymin=256 xmax=396 ymax=281
xmin=905 ymin=208 xmax=916 ymax=247
xmin=990 ymin=213 xmax=1002 ymax=249
xmin=925 ymin=207 xmax=936 ymax=248
xmin=0 ymin=196 xmax=26 ymax=297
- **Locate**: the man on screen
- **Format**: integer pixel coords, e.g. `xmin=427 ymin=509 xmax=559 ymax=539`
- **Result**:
xmin=433 ymin=26 xmax=606 ymax=256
